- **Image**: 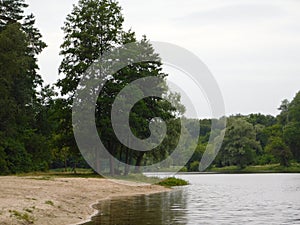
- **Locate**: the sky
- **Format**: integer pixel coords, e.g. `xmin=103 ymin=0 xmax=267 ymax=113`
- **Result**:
xmin=25 ymin=0 xmax=300 ymax=118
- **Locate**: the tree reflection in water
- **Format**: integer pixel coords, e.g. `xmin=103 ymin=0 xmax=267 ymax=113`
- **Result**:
xmin=82 ymin=189 xmax=188 ymax=225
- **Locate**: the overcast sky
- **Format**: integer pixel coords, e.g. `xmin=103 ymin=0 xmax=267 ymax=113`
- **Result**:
xmin=25 ymin=0 xmax=300 ymax=118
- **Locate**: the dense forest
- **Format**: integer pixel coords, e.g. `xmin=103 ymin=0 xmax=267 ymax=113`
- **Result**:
xmin=0 ymin=0 xmax=299 ymax=175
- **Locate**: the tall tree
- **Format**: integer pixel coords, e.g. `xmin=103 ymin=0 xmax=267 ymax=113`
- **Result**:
xmin=0 ymin=0 xmax=47 ymax=174
xmin=277 ymin=99 xmax=290 ymax=126
xmin=57 ymin=0 xmax=125 ymax=96
xmin=218 ymin=118 xmax=261 ymax=168
xmin=265 ymin=137 xmax=292 ymax=167
xmin=0 ymin=0 xmax=27 ymax=28
xmin=283 ymin=91 xmax=300 ymax=161
xmin=58 ymin=0 xmax=181 ymax=175
xmin=56 ymin=0 xmax=128 ymax=172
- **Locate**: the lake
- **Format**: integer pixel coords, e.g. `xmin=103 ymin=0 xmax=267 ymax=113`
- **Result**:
xmin=82 ymin=174 xmax=300 ymax=225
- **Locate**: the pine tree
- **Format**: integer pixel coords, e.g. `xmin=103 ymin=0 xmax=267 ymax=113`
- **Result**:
xmin=0 ymin=0 xmax=47 ymax=173
xmin=57 ymin=0 xmax=125 ymax=96
xmin=0 ymin=0 xmax=27 ymax=29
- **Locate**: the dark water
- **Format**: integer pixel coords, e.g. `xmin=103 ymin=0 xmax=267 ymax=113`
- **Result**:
xmin=82 ymin=174 xmax=300 ymax=225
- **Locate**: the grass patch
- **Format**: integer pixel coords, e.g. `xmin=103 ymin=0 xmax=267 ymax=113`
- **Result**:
xmin=24 ymin=208 xmax=33 ymax=213
xmin=9 ymin=210 xmax=35 ymax=223
xmin=45 ymin=200 xmax=54 ymax=206
xmin=25 ymin=197 xmax=37 ymax=201
xmin=17 ymin=169 xmax=103 ymax=179
xmin=29 ymin=176 xmax=53 ymax=181
xmin=111 ymin=173 xmax=162 ymax=184
xmin=208 ymin=163 xmax=300 ymax=173
xmin=50 ymin=168 xmax=94 ymax=173
xmin=208 ymin=165 xmax=243 ymax=173
xmin=113 ymin=174 xmax=189 ymax=187
xmin=157 ymin=177 xmax=189 ymax=187
xmin=108 ymin=173 xmax=189 ymax=187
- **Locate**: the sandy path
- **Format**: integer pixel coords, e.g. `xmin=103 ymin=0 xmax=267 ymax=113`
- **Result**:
xmin=0 ymin=176 xmax=169 ymax=225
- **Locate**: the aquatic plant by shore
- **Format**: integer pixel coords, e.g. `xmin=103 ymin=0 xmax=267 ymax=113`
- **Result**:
xmin=157 ymin=177 xmax=189 ymax=187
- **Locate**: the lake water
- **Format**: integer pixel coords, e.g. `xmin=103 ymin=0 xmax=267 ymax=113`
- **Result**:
xmin=82 ymin=174 xmax=300 ymax=225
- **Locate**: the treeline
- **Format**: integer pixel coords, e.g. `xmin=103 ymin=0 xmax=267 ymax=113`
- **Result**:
xmin=184 ymin=93 xmax=300 ymax=171
xmin=0 ymin=0 xmax=299 ymax=175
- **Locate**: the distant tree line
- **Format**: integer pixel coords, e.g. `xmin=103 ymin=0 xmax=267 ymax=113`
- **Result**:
xmin=0 ymin=0 xmax=299 ymax=175
xmin=185 ymin=93 xmax=300 ymax=171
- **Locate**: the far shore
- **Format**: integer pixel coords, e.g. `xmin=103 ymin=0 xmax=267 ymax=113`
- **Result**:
xmin=205 ymin=163 xmax=300 ymax=174
xmin=0 ymin=176 xmax=170 ymax=225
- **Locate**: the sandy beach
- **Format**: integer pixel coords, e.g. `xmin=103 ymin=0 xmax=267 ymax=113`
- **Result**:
xmin=0 ymin=176 xmax=169 ymax=225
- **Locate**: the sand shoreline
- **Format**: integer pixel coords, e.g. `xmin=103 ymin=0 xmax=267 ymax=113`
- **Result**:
xmin=0 ymin=176 xmax=169 ymax=225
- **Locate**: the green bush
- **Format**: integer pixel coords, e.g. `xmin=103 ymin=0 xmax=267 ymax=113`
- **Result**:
xmin=189 ymin=161 xmax=199 ymax=172
xmin=0 ymin=147 xmax=9 ymax=175
xmin=5 ymin=139 xmax=32 ymax=174
xmin=179 ymin=166 xmax=188 ymax=172
xmin=158 ymin=177 xmax=189 ymax=187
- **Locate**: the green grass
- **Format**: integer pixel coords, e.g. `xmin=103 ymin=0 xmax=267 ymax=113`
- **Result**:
xmin=17 ymin=168 xmax=103 ymax=179
xmin=15 ymin=169 xmax=188 ymax=187
xmin=208 ymin=163 xmax=300 ymax=173
xmin=9 ymin=210 xmax=35 ymax=223
xmin=108 ymin=173 xmax=189 ymax=187
xmin=49 ymin=168 xmax=94 ymax=173
xmin=29 ymin=176 xmax=53 ymax=181
xmin=157 ymin=177 xmax=189 ymax=187
xmin=25 ymin=197 xmax=37 ymax=201
xmin=24 ymin=208 xmax=33 ymax=213
xmin=45 ymin=200 xmax=54 ymax=206
xmin=110 ymin=173 xmax=162 ymax=184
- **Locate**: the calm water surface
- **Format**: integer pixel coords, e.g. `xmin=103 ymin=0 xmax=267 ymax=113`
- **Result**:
xmin=82 ymin=174 xmax=300 ymax=225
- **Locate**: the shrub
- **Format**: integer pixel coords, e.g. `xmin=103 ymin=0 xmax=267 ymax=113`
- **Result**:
xmin=158 ymin=177 xmax=188 ymax=187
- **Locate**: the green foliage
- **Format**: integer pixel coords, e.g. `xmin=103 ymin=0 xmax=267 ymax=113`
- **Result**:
xmin=4 ymin=139 xmax=32 ymax=173
xmin=0 ymin=0 xmax=49 ymax=175
xmin=208 ymin=163 xmax=300 ymax=173
xmin=55 ymin=0 xmax=128 ymax=174
xmin=282 ymin=92 xmax=300 ymax=161
xmin=157 ymin=177 xmax=189 ymax=187
xmin=217 ymin=118 xmax=261 ymax=169
xmin=57 ymin=0 xmax=125 ymax=96
xmin=256 ymin=153 xmax=276 ymax=165
xmin=0 ymin=0 xmax=28 ymax=28
xmin=17 ymin=169 xmax=103 ymax=179
xmin=265 ymin=137 xmax=292 ymax=167
xmin=0 ymin=146 xmax=9 ymax=175
xmin=246 ymin=113 xmax=276 ymax=127
xmin=179 ymin=166 xmax=188 ymax=172
xmin=189 ymin=161 xmax=200 ymax=172
xmin=284 ymin=122 xmax=300 ymax=161
xmin=56 ymin=0 xmax=183 ymax=176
